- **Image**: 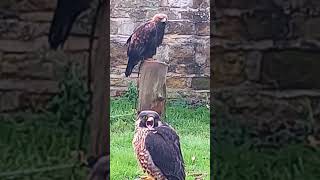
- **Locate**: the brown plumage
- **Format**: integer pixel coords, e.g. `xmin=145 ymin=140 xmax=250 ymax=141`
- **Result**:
xmin=133 ymin=111 xmax=185 ymax=180
xmin=125 ymin=14 xmax=168 ymax=77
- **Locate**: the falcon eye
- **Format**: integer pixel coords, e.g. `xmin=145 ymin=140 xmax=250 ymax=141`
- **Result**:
xmin=143 ymin=115 xmax=148 ymax=120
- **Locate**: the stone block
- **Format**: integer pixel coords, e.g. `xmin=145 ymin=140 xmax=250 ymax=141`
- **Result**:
xmin=212 ymin=47 xmax=246 ymax=87
xmin=0 ymin=91 xmax=20 ymax=112
xmin=167 ymin=0 xmax=193 ymax=8
xmin=215 ymin=0 xmax=257 ymax=9
xmin=19 ymin=92 xmax=52 ymax=111
xmin=0 ymin=20 xmax=50 ymax=40
xmin=110 ymin=8 xmax=130 ymax=18
xmin=20 ymin=12 xmax=53 ymax=22
xmin=11 ymin=0 xmax=57 ymax=11
xmin=195 ymin=21 xmax=209 ymax=36
xmin=243 ymin=10 xmax=289 ymax=40
xmin=191 ymin=77 xmax=209 ymax=90
xmin=0 ymin=37 xmax=48 ymax=52
xmin=245 ymin=51 xmax=262 ymax=81
xmin=111 ymin=0 xmax=161 ymax=8
xmin=215 ymin=16 xmax=246 ymax=40
xmin=0 ymin=79 xmax=59 ymax=93
xmin=262 ymin=50 xmax=320 ymax=89
xmin=110 ymin=40 xmax=127 ymax=67
xmin=167 ymin=76 xmax=188 ymax=89
xmin=168 ymin=43 xmax=194 ymax=65
xmin=303 ymin=17 xmax=320 ymax=40
xmin=193 ymin=0 xmax=210 ymax=8
xmin=166 ymin=20 xmax=195 ymax=35
xmin=195 ymin=40 xmax=209 ymax=65
xmin=215 ymin=0 xmax=278 ymax=10
xmin=110 ymin=18 xmax=136 ymax=35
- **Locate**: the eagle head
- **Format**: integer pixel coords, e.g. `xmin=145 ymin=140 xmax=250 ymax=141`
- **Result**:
xmin=137 ymin=110 xmax=161 ymax=130
xmin=152 ymin=13 xmax=168 ymax=23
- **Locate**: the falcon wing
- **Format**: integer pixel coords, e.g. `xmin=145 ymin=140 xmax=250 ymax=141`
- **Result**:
xmin=145 ymin=126 xmax=185 ymax=180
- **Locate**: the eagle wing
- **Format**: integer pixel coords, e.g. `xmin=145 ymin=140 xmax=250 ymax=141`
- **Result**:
xmin=127 ymin=21 xmax=158 ymax=59
xmin=145 ymin=125 xmax=185 ymax=180
xmin=48 ymin=0 xmax=90 ymax=49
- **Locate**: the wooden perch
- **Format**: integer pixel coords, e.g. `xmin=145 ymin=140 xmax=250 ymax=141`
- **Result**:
xmin=137 ymin=59 xmax=168 ymax=117
xmin=88 ymin=2 xmax=108 ymax=180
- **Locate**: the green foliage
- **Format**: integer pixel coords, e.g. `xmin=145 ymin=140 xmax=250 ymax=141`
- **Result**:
xmin=46 ymin=62 xmax=90 ymax=129
xmin=123 ymin=81 xmax=138 ymax=103
xmin=0 ymin=60 xmax=90 ymax=179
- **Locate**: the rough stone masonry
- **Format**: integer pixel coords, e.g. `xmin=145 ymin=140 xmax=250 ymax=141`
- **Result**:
xmin=213 ymin=0 xmax=320 ymax=138
xmin=0 ymin=0 xmax=210 ymax=114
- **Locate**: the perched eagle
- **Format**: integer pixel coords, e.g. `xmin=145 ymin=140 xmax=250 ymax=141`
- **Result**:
xmin=133 ymin=111 xmax=185 ymax=180
xmin=125 ymin=13 xmax=168 ymax=77
xmin=48 ymin=0 xmax=90 ymax=49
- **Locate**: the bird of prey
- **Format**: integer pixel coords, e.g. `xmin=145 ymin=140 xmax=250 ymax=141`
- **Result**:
xmin=132 ymin=110 xmax=185 ymax=180
xmin=48 ymin=0 xmax=90 ymax=49
xmin=125 ymin=13 xmax=168 ymax=77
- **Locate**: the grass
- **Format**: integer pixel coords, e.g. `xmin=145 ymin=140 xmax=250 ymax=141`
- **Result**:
xmin=110 ymin=98 xmax=210 ymax=180
xmin=214 ymin=113 xmax=320 ymax=180
xmin=0 ymin=113 xmax=88 ymax=180
xmin=1 ymin=73 xmax=320 ymax=180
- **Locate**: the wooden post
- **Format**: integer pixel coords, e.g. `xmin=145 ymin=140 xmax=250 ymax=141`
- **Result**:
xmin=88 ymin=1 xmax=109 ymax=180
xmin=138 ymin=60 xmax=168 ymax=117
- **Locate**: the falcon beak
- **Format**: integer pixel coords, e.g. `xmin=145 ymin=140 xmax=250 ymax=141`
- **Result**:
xmin=146 ymin=117 xmax=154 ymax=130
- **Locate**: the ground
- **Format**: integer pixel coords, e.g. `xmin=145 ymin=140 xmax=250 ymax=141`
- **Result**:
xmin=110 ymin=98 xmax=210 ymax=180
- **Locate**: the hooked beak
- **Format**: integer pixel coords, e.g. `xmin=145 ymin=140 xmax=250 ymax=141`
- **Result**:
xmin=161 ymin=18 xmax=167 ymax=22
xmin=146 ymin=117 xmax=154 ymax=130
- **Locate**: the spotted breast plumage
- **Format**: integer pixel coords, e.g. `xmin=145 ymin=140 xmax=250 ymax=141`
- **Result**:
xmin=133 ymin=110 xmax=185 ymax=180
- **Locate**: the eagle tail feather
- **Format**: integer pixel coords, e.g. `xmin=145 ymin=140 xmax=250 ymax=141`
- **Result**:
xmin=125 ymin=58 xmax=135 ymax=77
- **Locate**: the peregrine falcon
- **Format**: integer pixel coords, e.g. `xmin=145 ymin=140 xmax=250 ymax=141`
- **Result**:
xmin=132 ymin=110 xmax=185 ymax=180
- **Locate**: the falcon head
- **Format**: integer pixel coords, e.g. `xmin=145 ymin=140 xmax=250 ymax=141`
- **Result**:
xmin=137 ymin=110 xmax=162 ymax=130
xmin=152 ymin=13 xmax=168 ymax=23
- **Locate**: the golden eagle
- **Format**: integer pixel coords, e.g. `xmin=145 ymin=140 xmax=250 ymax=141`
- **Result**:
xmin=125 ymin=14 xmax=168 ymax=77
xmin=133 ymin=110 xmax=185 ymax=180
xmin=48 ymin=0 xmax=90 ymax=49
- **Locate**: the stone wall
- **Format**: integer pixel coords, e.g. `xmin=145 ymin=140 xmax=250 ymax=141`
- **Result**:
xmin=0 ymin=0 xmax=210 ymax=114
xmin=0 ymin=0 xmax=97 ymax=113
xmin=213 ymin=0 xmax=320 ymax=136
xmin=110 ymin=0 xmax=210 ymax=100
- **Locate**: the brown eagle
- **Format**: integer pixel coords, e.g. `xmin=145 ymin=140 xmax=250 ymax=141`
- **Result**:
xmin=133 ymin=111 xmax=185 ymax=180
xmin=125 ymin=13 xmax=168 ymax=77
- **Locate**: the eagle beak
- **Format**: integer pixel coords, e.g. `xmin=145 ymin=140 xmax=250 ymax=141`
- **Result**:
xmin=161 ymin=18 xmax=167 ymax=22
xmin=146 ymin=117 xmax=154 ymax=130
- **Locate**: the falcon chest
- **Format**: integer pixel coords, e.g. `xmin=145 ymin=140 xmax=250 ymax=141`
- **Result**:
xmin=133 ymin=128 xmax=166 ymax=180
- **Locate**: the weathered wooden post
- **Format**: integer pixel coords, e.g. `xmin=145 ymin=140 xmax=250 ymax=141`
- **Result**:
xmin=88 ymin=1 xmax=109 ymax=180
xmin=137 ymin=59 xmax=168 ymax=117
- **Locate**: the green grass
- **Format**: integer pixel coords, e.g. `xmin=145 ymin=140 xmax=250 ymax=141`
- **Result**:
xmin=214 ymin=113 xmax=320 ymax=180
xmin=1 ymin=94 xmax=320 ymax=180
xmin=110 ymin=98 xmax=210 ymax=180
xmin=0 ymin=113 xmax=88 ymax=180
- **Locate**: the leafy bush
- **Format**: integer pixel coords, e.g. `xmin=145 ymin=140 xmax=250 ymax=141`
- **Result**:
xmin=45 ymin=61 xmax=90 ymax=129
